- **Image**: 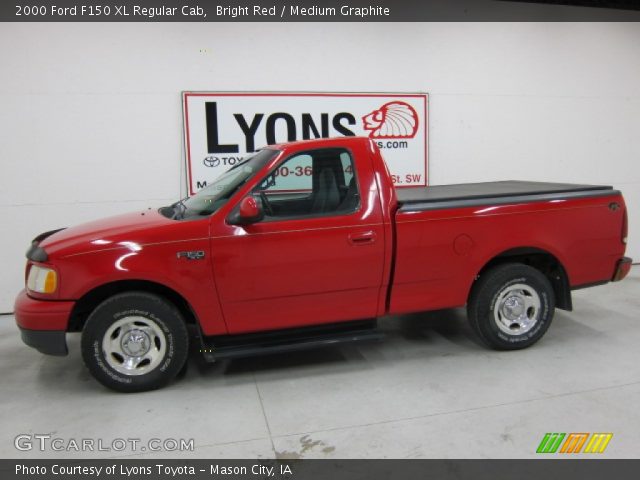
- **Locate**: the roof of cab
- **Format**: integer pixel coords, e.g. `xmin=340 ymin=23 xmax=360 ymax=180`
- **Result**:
xmin=266 ymin=136 xmax=371 ymax=151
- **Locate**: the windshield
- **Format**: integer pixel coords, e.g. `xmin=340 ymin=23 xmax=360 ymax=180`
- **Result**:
xmin=169 ymin=149 xmax=279 ymax=220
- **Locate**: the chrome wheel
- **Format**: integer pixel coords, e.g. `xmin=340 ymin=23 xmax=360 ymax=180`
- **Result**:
xmin=102 ymin=316 xmax=167 ymax=376
xmin=493 ymin=283 xmax=541 ymax=335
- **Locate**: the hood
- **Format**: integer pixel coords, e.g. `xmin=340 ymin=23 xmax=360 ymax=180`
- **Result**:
xmin=38 ymin=209 xmax=202 ymax=259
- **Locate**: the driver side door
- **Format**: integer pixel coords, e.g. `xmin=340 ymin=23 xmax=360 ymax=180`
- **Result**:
xmin=210 ymin=146 xmax=386 ymax=334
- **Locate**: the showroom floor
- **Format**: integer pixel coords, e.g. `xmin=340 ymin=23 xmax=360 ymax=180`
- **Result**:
xmin=1 ymin=270 xmax=638 ymax=459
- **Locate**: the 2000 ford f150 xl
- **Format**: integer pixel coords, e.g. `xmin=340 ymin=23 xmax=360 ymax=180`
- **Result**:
xmin=15 ymin=137 xmax=632 ymax=392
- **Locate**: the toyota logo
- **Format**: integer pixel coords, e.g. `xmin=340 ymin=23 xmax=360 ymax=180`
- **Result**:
xmin=203 ymin=156 xmax=219 ymax=168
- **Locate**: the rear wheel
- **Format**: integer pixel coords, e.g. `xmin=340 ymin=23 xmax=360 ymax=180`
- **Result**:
xmin=81 ymin=292 xmax=189 ymax=392
xmin=467 ymin=263 xmax=555 ymax=350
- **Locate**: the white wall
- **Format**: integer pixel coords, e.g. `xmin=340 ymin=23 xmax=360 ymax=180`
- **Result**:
xmin=1 ymin=23 xmax=639 ymax=312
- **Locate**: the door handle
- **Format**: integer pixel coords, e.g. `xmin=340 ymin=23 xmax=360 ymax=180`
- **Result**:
xmin=348 ymin=231 xmax=377 ymax=246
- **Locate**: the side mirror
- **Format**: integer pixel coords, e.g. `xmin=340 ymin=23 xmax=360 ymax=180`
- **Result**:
xmin=228 ymin=196 xmax=264 ymax=225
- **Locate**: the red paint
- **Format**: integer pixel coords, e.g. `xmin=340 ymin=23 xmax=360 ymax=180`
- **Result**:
xmin=362 ymin=101 xmax=420 ymax=139
xmin=390 ymin=194 xmax=627 ymax=315
xmin=14 ymin=290 xmax=73 ymax=331
xmin=183 ymin=94 xmax=195 ymax=199
xmin=238 ymin=196 xmax=260 ymax=219
xmin=14 ymin=137 xmax=630 ymax=340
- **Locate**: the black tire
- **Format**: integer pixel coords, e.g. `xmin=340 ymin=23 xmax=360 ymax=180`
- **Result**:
xmin=81 ymin=291 xmax=189 ymax=392
xmin=467 ymin=263 xmax=555 ymax=350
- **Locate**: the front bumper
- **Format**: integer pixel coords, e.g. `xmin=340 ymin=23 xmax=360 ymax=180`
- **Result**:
xmin=14 ymin=289 xmax=74 ymax=356
xmin=19 ymin=328 xmax=67 ymax=356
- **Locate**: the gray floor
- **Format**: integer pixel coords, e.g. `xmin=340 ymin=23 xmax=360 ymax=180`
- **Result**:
xmin=1 ymin=270 xmax=639 ymax=459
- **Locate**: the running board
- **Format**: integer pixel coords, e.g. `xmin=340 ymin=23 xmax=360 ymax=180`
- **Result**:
xmin=198 ymin=319 xmax=385 ymax=362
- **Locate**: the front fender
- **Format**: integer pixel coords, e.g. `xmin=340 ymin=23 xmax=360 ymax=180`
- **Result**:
xmin=55 ymin=240 xmax=227 ymax=335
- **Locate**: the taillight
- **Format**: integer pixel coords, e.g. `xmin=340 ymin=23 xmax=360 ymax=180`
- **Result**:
xmin=622 ymin=207 xmax=628 ymax=244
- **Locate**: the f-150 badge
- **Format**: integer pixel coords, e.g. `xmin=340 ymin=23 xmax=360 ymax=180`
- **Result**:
xmin=176 ymin=250 xmax=205 ymax=260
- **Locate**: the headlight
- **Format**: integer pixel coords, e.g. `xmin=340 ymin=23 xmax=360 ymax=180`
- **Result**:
xmin=27 ymin=265 xmax=58 ymax=294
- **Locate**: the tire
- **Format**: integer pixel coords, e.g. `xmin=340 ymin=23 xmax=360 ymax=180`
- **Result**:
xmin=467 ymin=263 xmax=555 ymax=350
xmin=81 ymin=291 xmax=189 ymax=392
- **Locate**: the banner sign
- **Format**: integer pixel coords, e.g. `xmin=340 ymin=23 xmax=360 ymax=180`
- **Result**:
xmin=182 ymin=92 xmax=428 ymax=195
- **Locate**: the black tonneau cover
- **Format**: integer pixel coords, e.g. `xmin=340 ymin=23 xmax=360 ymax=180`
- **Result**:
xmin=397 ymin=181 xmax=617 ymax=212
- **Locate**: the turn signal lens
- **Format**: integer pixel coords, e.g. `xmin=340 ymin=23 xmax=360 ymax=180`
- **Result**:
xmin=27 ymin=265 xmax=58 ymax=294
xmin=44 ymin=270 xmax=57 ymax=293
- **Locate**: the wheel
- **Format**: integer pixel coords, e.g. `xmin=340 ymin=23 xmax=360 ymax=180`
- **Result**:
xmin=467 ymin=263 xmax=555 ymax=350
xmin=81 ymin=292 xmax=189 ymax=392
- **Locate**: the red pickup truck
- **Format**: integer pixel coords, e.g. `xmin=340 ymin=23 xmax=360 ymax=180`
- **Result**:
xmin=15 ymin=137 xmax=631 ymax=392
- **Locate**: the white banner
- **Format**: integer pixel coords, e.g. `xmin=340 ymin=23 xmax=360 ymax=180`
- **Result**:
xmin=182 ymin=92 xmax=428 ymax=195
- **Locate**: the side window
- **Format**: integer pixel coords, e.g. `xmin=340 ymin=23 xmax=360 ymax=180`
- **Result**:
xmin=341 ymin=152 xmax=354 ymax=186
xmin=253 ymin=148 xmax=359 ymax=219
xmin=259 ymin=153 xmax=313 ymax=194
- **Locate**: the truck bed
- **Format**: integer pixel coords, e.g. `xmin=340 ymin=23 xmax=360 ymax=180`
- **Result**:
xmin=397 ymin=180 xmax=618 ymax=212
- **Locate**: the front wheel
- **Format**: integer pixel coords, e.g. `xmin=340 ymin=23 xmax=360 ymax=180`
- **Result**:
xmin=467 ymin=263 xmax=555 ymax=350
xmin=81 ymin=292 xmax=189 ymax=392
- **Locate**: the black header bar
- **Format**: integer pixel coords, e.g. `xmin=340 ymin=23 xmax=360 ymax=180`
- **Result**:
xmin=2 ymin=459 xmax=640 ymax=480
xmin=2 ymin=0 xmax=640 ymax=22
